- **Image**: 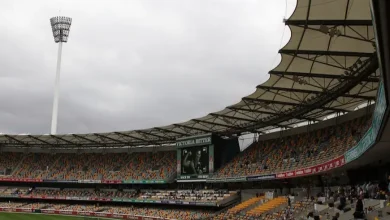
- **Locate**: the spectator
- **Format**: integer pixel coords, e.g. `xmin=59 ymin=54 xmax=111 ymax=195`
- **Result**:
xmin=307 ymin=212 xmax=314 ymax=220
xmin=388 ymin=175 xmax=390 ymax=194
xmin=353 ymin=198 xmax=365 ymax=219
xmin=288 ymin=195 xmax=291 ymax=207
xmin=337 ymin=195 xmax=346 ymax=210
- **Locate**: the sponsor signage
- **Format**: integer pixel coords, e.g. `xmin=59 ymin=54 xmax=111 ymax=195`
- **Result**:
xmin=207 ymin=176 xmax=247 ymax=183
xmin=102 ymin=180 xmax=122 ymax=184
xmin=276 ymin=156 xmax=345 ymax=179
xmin=0 ymin=178 xmax=43 ymax=182
xmin=1 ymin=208 xmax=174 ymax=219
xmin=0 ymin=178 xmax=168 ymax=184
xmin=246 ymin=174 xmax=276 ymax=181
xmin=179 ymin=175 xmax=209 ymax=180
xmin=0 ymin=194 xmax=17 ymax=198
xmin=176 ymin=134 xmax=212 ymax=148
xmin=77 ymin=180 xmax=102 ymax=184
xmin=345 ymin=82 xmax=387 ymax=163
xmin=122 ymin=180 xmax=166 ymax=184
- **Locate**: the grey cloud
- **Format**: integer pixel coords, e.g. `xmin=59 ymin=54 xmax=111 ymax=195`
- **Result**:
xmin=0 ymin=0 xmax=296 ymax=134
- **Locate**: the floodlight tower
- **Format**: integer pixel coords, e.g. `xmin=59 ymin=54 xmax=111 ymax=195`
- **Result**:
xmin=50 ymin=16 xmax=72 ymax=134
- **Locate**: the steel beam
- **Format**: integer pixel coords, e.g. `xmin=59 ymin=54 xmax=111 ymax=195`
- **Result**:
xmin=153 ymin=127 xmax=187 ymax=136
xmin=279 ymin=49 xmax=373 ymax=57
xmin=173 ymin=124 xmax=210 ymax=133
xmin=285 ymin=20 xmax=372 ymax=26
xmin=72 ymin=134 xmax=101 ymax=144
xmin=4 ymin=135 xmax=28 ymax=147
xmin=210 ymin=113 xmax=257 ymax=123
xmin=192 ymin=119 xmax=242 ymax=130
xmin=94 ymin=133 xmax=126 ymax=144
xmin=27 ymin=135 xmax=54 ymax=147
xmin=269 ymin=70 xmax=380 ymax=82
xmin=242 ymin=97 xmax=350 ymax=112
xmin=114 ymin=132 xmax=157 ymax=146
xmin=256 ymin=85 xmax=376 ymax=100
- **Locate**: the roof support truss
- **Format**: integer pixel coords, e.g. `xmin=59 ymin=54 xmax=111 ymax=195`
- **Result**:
xmin=173 ymin=124 xmax=211 ymax=133
xmin=136 ymin=130 xmax=172 ymax=141
xmin=279 ymin=49 xmax=373 ymax=57
xmin=27 ymin=135 xmax=54 ymax=147
xmin=113 ymin=132 xmax=156 ymax=146
xmin=242 ymin=97 xmax=350 ymax=112
xmin=192 ymin=119 xmax=242 ymax=130
xmin=50 ymin=135 xmax=78 ymax=146
xmin=72 ymin=134 xmax=101 ymax=145
xmin=152 ymin=127 xmax=187 ymax=136
xmin=94 ymin=133 xmax=126 ymax=145
xmin=269 ymin=70 xmax=379 ymax=82
xmin=4 ymin=135 xmax=28 ymax=147
xmin=256 ymin=85 xmax=376 ymax=100
xmin=285 ymin=20 xmax=372 ymax=26
xmin=209 ymin=113 xmax=257 ymax=123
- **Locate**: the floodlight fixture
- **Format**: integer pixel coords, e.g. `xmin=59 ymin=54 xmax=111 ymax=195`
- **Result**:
xmin=49 ymin=16 xmax=72 ymax=135
xmin=50 ymin=16 xmax=72 ymax=43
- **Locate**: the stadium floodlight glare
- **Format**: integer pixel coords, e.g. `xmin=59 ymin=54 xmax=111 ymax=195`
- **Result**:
xmin=50 ymin=16 xmax=72 ymax=135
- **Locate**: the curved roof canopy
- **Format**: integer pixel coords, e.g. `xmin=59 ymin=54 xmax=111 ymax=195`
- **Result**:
xmin=0 ymin=0 xmax=380 ymax=148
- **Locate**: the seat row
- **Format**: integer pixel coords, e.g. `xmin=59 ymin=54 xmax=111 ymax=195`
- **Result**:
xmin=213 ymin=117 xmax=371 ymax=178
xmin=0 ymin=202 xmax=212 ymax=220
xmin=0 ymin=151 xmax=176 ymax=181
xmin=0 ymin=187 xmax=237 ymax=203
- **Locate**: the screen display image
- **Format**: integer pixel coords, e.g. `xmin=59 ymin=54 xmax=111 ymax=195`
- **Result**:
xmin=181 ymin=146 xmax=209 ymax=176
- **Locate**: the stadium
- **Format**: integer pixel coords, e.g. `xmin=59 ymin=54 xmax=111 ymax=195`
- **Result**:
xmin=0 ymin=0 xmax=390 ymax=220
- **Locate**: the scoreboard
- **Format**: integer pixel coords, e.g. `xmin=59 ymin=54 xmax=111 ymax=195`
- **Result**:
xmin=176 ymin=134 xmax=214 ymax=181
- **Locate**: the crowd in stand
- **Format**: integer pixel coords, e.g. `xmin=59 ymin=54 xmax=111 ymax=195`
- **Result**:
xmin=29 ymin=188 xmax=138 ymax=199
xmin=214 ymin=117 xmax=371 ymax=178
xmin=0 ymin=151 xmax=176 ymax=182
xmin=106 ymin=151 xmax=175 ymax=181
xmin=0 ymin=187 xmax=29 ymax=196
xmin=105 ymin=206 xmax=212 ymax=219
xmin=0 ymin=152 xmax=23 ymax=174
xmin=0 ymin=116 xmax=372 ymax=183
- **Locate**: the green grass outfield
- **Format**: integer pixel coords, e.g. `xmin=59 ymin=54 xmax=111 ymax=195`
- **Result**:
xmin=0 ymin=212 xmax=111 ymax=220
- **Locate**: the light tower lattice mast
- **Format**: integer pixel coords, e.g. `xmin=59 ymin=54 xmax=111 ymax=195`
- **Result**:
xmin=50 ymin=16 xmax=72 ymax=134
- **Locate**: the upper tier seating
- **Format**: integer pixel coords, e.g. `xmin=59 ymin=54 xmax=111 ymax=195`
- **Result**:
xmin=214 ymin=116 xmax=371 ymax=178
xmin=0 ymin=152 xmax=23 ymax=174
xmin=106 ymin=151 xmax=175 ymax=181
xmin=0 ymin=116 xmax=372 ymax=182
xmin=8 ymin=151 xmax=176 ymax=181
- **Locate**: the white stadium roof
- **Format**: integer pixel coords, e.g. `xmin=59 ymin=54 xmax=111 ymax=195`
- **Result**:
xmin=0 ymin=0 xmax=381 ymax=148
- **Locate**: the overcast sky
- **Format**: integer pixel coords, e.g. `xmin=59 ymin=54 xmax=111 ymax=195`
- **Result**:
xmin=0 ymin=0 xmax=296 ymax=135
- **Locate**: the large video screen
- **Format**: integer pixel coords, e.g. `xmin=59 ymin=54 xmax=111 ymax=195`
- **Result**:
xmin=181 ymin=145 xmax=209 ymax=177
xmin=176 ymin=134 xmax=214 ymax=181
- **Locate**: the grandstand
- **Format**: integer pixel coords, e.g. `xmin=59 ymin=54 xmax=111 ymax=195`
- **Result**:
xmin=0 ymin=0 xmax=390 ymax=220
xmin=7 ymin=151 xmax=176 ymax=182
